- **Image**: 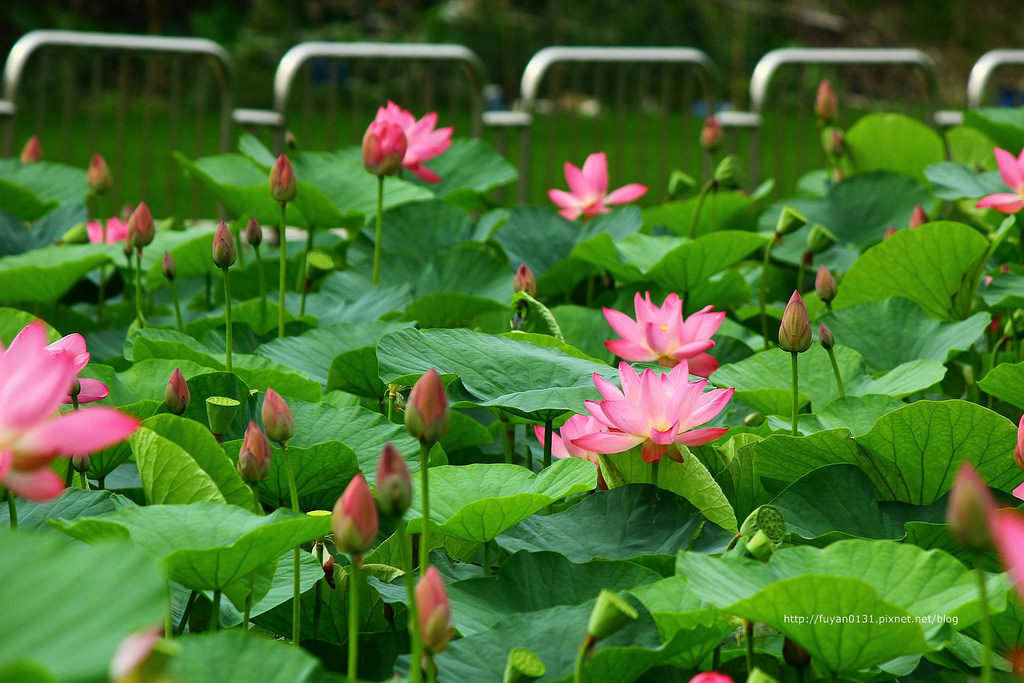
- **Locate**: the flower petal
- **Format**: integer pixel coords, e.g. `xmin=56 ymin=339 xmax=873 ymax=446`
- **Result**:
xmin=604 ymin=183 xmax=648 ymax=205
xmin=572 ymin=431 xmax=642 ymax=455
xmin=26 ymin=407 xmax=140 ymax=455
xmin=996 ymin=148 xmax=1024 ymax=195
xmin=564 ymin=161 xmax=589 ymax=197
xmin=2 ymin=464 xmax=66 ymax=501
xmin=674 ymin=427 xmax=729 ymax=446
xmin=580 ymin=152 xmax=609 ymax=196
xmin=976 ymin=193 xmax=1024 ymax=214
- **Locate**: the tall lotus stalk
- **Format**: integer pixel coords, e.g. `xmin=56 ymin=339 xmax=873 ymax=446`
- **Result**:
xmin=88 ymin=153 xmax=113 ymax=320
xmin=761 ymin=207 xmax=806 ymax=349
xmin=236 ymin=421 xmax=271 ymax=629
xmin=162 ymin=252 xmax=183 ymax=331
xmin=818 ymin=324 xmax=845 ymax=398
xmin=246 ymin=218 xmax=268 ymax=332
xmin=270 ymin=155 xmax=297 ymax=338
xmin=778 ymin=291 xmax=812 ymax=436
xmin=362 ymin=120 xmax=408 ymax=286
xmin=212 ymin=222 xmax=237 ymax=373
xmin=574 ymin=590 xmax=637 ymax=683
xmin=405 ymin=368 xmax=450 ymax=575
xmin=332 ymin=474 xmax=378 ymax=682
xmin=126 ymin=202 xmax=154 ymax=329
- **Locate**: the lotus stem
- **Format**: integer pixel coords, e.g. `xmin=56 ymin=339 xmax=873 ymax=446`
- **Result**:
xmin=573 ymin=636 xmax=594 ymax=683
xmin=790 ymin=351 xmax=799 ymax=436
xmin=209 ymin=589 xmax=222 ymax=632
xmin=222 ymin=267 xmax=233 ymax=374
xmin=97 ymin=264 xmax=107 ymax=323
xmin=686 ymin=179 xmax=714 ymax=240
xmin=313 ymin=543 xmax=323 ymax=640
xmin=976 ymin=557 xmax=993 ymax=683
xmin=279 ymin=202 xmax=288 ymax=338
xmin=825 ymin=346 xmax=845 ymax=398
xmin=78 ymin=470 xmax=89 ymax=490
xmin=299 ymin=223 xmax=314 ymax=317
xmin=760 ymin=240 xmax=774 ymax=350
xmin=745 ymin=620 xmax=755 ymax=675
xmin=483 ymin=540 xmax=492 ymax=578
xmin=398 ymin=524 xmax=424 ymax=683
xmin=135 ymin=250 xmax=146 ymax=328
xmin=243 ymin=574 xmax=254 ymax=631
xmin=650 ymin=460 xmax=659 ymax=487
xmin=499 ymin=413 xmax=514 ymax=464
xmin=175 ymin=590 xmax=197 ymax=635
xmin=426 ymin=654 xmax=438 ymax=683
xmin=165 ymin=584 xmax=174 ymax=638
xmin=254 ymin=247 xmax=267 ymax=332
xmin=542 ymin=420 xmax=553 ymax=470
xmin=281 ymin=444 xmax=302 ymax=646
xmin=796 ymin=259 xmax=806 ymax=296
xmin=6 ymin=489 xmax=16 ymax=530
xmin=348 ymin=559 xmax=362 ymax=682
xmin=419 ymin=441 xmax=432 ymax=575
xmin=373 ymin=175 xmax=385 ymax=286
xmin=170 ymin=280 xmax=184 ymax=332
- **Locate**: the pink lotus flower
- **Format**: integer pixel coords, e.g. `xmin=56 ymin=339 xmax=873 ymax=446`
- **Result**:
xmin=573 ymin=361 xmax=733 ymax=464
xmin=416 ymin=565 xmax=455 ymax=654
xmin=548 ymin=152 xmax=647 ymax=220
xmin=977 ymin=147 xmax=1024 ymax=214
xmin=534 ymin=414 xmax=606 ymax=466
xmin=86 ymin=217 xmax=128 ymax=245
xmin=690 ymin=673 xmax=733 ymax=683
xmin=373 ymin=101 xmax=452 ymax=183
xmin=44 ymin=333 xmax=109 ymax=404
xmin=603 ymin=292 xmax=724 ymax=377
xmin=1016 ymin=415 xmax=1024 ymax=471
xmin=0 ymin=322 xmax=139 ymax=500
xmin=993 ymin=509 xmax=1024 ymax=601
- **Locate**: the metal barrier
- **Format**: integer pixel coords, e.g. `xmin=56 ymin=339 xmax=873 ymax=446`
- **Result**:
xmin=1 ymin=30 xmax=233 ymax=219
xmin=967 ymin=50 xmax=1024 ymax=109
xmin=514 ymin=46 xmax=718 ymax=204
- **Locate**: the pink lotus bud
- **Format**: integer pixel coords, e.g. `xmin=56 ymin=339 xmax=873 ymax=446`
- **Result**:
xmin=513 ymin=263 xmax=537 ymax=297
xmin=109 ymin=627 xmax=162 ymax=682
xmin=910 ymin=204 xmax=928 ymax=229
xmin=331 ymin=473 xmax=379 ymax=557
xmin=165 ymin=368 xmax=191 ymax=415
xmin=416 ymin=566 xmax=454 ymax=654
xmin=20 ymin=136 xmax=41 ymax=163
xmin=269 ymin=154 xmax=297 ymax=204
xmin=375 ymin=442 xmax=412 ymax=518
xmin=313 ymin=542 xmax=336 ymax=589
xmin=827 ymin=128 xmax=845 ymax=158
xmin=1015 ymin=415 xmax=1024 ymax=471
xmin=947 ymin=463 xmax=996 ymax=552
xmin=362 ymin=120 xmax=407 ymax=176
xmin=884 ymin=226 xmax=897 ymax=240
xmin=237 ymin=420 xmax=272 ymax=484
xmin=261 ymin=387 xmax=295 ymax=444
xmin=212 ymin=220 xmax=237 ymax=269
xmin=88 ymin=153 xmax=113 ymax=194
xmin=815 ymin=80 xmax=837 ymax=125
xmin=245 ymin=217 xmax=263 ymax=248
xmin=162 ymin=251 xmax=176 ymax=282
xmin=689 ymin=674 xmax=734 ymax=683
xmin=405 ymin=368 xmax=449 ymax=444
xmin=818 ymin=322 xmax=835 ymax=350
xmin=815 ymin=265 xmax=837 ymax=303
xmin=126 ymin=202 xmax=154 ymax=250
xmin=699 ymin=116 xmax=722 ymax=152
xmin=778 ymin=291 xmax=812 ymax=353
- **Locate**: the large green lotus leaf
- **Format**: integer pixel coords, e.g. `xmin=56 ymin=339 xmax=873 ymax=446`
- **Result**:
xmin=167 ymin=630 xmax=322 ymax=683
xmin=216 ymin=549 xmax=323 ymax=627
xmin=377 ymin=327 xmax=616 ymax=421
xmin=963 ymin=108 xmax=1024 ymax=156
xmin=925 ymin=161 xmax=1005 ymax=201
xmin=645 ymin=231 xmax=768 ymax=294
xmin=599 ymin=445 xmax=737 ymax=533
xmin=496 ymin=485 xmax=704 ymax=563
xmin=51 ymin=502 xmax=332 ymax=608
xmin=814 ymin=394 xmax=906 ymax=436
xmin=223 ymin=439 xmax=359 ymax=512
xmin=978 ymin=362 xmax=1024 ymax=410
xmin=0 ymin=202 xmax=83 ymax=256
xmin=0 ymin=243 xmax=112 ymax=303
xmin=141 ymin=225 xmax=217 ymax=289
xmin=132 ymin=426 xmax=226 ymax=505
xmin=177 ymin=371 xmax=252 ymax=442
xmin=820 ymin=297 xmax=989 ymax=373
xmin=0 ymin=159 xmax=89 ymax=206
xmin=711 ymin=345 xmax=945 ymax=416
xmin=551 ymin=305 xmax=615 ymax=364
xmin=0 ymin=177 xmax=58 ymax=221
xmin=0 ymin=487 xmax=134 ymax=531
xmin=406 ymin=459 xmax=596 ymax=543
xmin=0 ymin=531 xmax=166 ymax=683
xmin=569 ymin=232 xmax=682 ymax=285
xmin=946 ymin=125 xmax=1000 ymax=170
xmin=381 ymin=136 xmax=516 ymax=200
xmin=357 ymin=199 xmax=474 ymax=259
xmin=833 ymin=221 xmax=988 ymax=321
xmin=842 ymin=113 xmax=946 ymax=182
xmin=0 ymin=307 xmax=60 ymax=344
xmin=983 ymin=272 xmax=1024 ymax=310
xmin=642 ymin=192 xmax=756 ymax=238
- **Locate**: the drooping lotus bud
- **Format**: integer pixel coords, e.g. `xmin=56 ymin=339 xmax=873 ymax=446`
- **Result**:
xmin=910 ymin=204 xmax=929 ymax=228
xmin=712 ymin=154 xmax=744 ymax=190
xmin=815 ymin=265 xmax=837 ymax=303
xmin=416 ymin=566 xmax=455 ymax=654
xmin=667 ymin=170 xmax=696 ymax=199
xmin=162 ymin=251 xmax=177 ymax=282
xmin=60 ymin=223 xmax=89 ymax=244
xmin=699 ymin=116 xmax=722 ymax=152
xmin=815 ymin=80 xmax=837 ymax=125
xmin=212 ymin=221 xmax=237 ymax=269
xmin=206 ymin=396 xmax=240 ymax=438
xmin=72 ymin=454 xmax=91 ymax=473
xmin=126 ymin=202 xmax=154 ymax=250
xmin=375 ymin=442 xmax=412 ymax=518
xmin=321 ymin=548 xmax=336 ymax=589
xmin=165 ymin=368 xmax=191 ymax=415
xmin=806 ymin=223 xmax=838 ymax=254
xmin=269 ymin=154 xmax=297 ymax=204
xmin=362 ymin=120 xmax=407 ymax=176
xmin=778 ymin=291 xmax=812 ymax=353
xmin=405 ymin=368 xmax=450 ymax=444
xmin=513 ymin=263 xmax=537 ymax=297
xmin=689 ymin=674 xmax=734 ymax=683
xmin=237 ymin=420 xmax=272 ymax=484
xmin=1015 ymin=415 xmax=1024 ymax=471
xmin=775 ymin=205 xmax=807 ymax=237
xmin=88 ymin=153 xmax=113 ymax=194
xmin=503 ymin=647 xmax=546 ymax=683
xmin=818 ymin=323 xmax=835 ymax=350
xmin=783 ymin=638 xmax=811 ymax=668
xmin=261 ymin=387 xmax=295 ymax=445
xmin=20 ymin=136 xmax=41 ymax=163
xmin=331 ymin=473 xmax=379 ymax=558
xmin=947 ymin=462 xmax=996 ymax=552
xmin=245 ymin=217 xmax=263 ymax=248
xmin=826 ymin=128 xmax=845 ymax=158
xmin=587 ymin=589 xmax=638 ymax=641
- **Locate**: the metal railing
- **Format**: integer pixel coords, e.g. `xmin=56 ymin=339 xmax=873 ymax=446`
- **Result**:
xmin=967 ymin=50 xmax=1024 ymax=109
xmin=1 ymin=30 xmax=233 ymax=219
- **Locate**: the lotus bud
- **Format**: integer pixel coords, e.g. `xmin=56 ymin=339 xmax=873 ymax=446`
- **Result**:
xmin=375 ymin=442 xmax=412 ymax=518
xmin=503 ymin=648 xmax=546 ymax=683
xmin=88 ymin=153 xmax=113 ymax=194
xmin=245 ymin=217 xmax=263 ymax=248
xmin=513 ymin=263 xmax=537 ymax=297
xmin=778 ymin=291 xmax=812 ymax=353
xmin=815 ymin=80 xmax=838 ymax=125
xmin=806 ymin=223 xmax=838 ymax=254
xmin=1015 ymin=415 xmax=1024 ymax=471
xmin=783 ymin=638 xmax=811 ymax=668
xmin=20 ymin=136 xmax=41 ymax=163
xmin=237 ymin=420 xmax=272 ymax=484
xmin=60 ymin=223 xmax=89 ymax=244
xmin=910 ymin=204 xmax=929 ymax=229
xmin=72 ymin=454 xmax=91 ymax=473
xmin=818 ymin=323 xmax=835 ymax=350
xmin=162 ymin=251 xmax=177 ymax=282
xmin=261 ymin=387 xmax=295 ymax=445
xmin=826 ymin=128 xmax=845 ymax=158
xmin=405 ymin=368 xmax=450 ymax=445
xmin=206 ymin=396 xmax=240 ymax=438
xmin=321 ymin=548 xmax=336 ymax=589
xmin=211 ymin=220 xmax=237 ymax=269
xmin=165 ymin=368 xmax=191 ymax=415
xmin=416 ymin=566 xmax=455 ymax=654
xmin=775 ymin=205 xmax=807 ymax=237
xmin=587 ymin=589 xmax=638 ymax=641
xmin=884 ymin=226 xmax=897 ymax=240
xmin=699 ymin=116 xmax=722 ymax=152
xmin=947 ymin=463 xmax=995 ymax=552
xmin=126 ymin=202 xmax=154 ymax=250
xmin=815 ymin=265 xmax=837 ymax=303
xmin=362 ymin=120 xmax=408 ymax=176
xmin=332 ymin=473 xmax=379 ymax=558
xmin=689 ymin=674 xmax=734 ymax=683
xmin=269 ymin=154 xmax=297 ymax=204
xmin=712 ymin=154 xmax=744 ymax=191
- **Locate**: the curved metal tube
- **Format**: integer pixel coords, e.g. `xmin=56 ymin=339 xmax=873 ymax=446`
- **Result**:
xmin=967 ymin=49 xmax=1024 ymax=109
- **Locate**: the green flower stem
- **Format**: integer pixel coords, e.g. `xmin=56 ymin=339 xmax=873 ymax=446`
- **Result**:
xmin=165 ymin=584 xmax=174 ymax=638
xmin=745 ymin=620 xmax=755 ymax=675
xmin=988 ymin=335 xmax=1007 ymax=409
xmin=499 ymin=413 xmax=514 ymax=464
xmin=397 ymin=524 xmax=423 ymax=683
xmin=313 ymin=542 xmax=324 ymax=640
xmin=222 ymin=267 xmax=233 ymax=374
xmin=78 ymin=470 xmax=89 ymax=490
xmin=712 ymin=644 xmax=721 ymax=670
xmin=790 ymin=351 xmax=799 ymax=436
xmin=209 ymin=589 xmax=222 ymax=632
xmin=796 ymin=258 xmax=806 ymax=296
xmin=976 ymin=557 xmax=993 ymax=683
xmin=97 ymin=264 xmax=107 ymax=323
xmin=254 ymin=247 xmax=267 ymax=332
xmin=542 ymin=420 xmax=553 ymax=470
xmin=204 ymin=271 xmax=212 ymax=309
xmin=760 ymin=238 xmax=775 ymax=350
xmin=299 ymin=223 xmax=314 ymax=317
xmin=686 ymin=180 xmax=714 ymax=240
xmin=426 ymin=655 xmax=438 ymax=683
xmin=5 ymin=489 xmax=16 ymax=530
xmin=650 ymin=460 xmax=659 ymax=487
xmin=348 ymin=559 xmax=361 ymax=682
xmin=281 ymin=444 xmax=302 ymax=646
xmin=175 ymin=590 xmax=197 ymax=635
xmin=572 ymin=636 xmax=594 ymax=683
xmin=373 ymin=175 xmax=385 ymax=286
xmin=419 ymin=442 xmax=432 ymax=575
xmin=483 ymin=540 xmax=492 ymax=577
xmin=278 ymin=202 xmax=288 ymax=339
xmin=243 ymin=573 xmax=254 ymax=631
xmin=135 ymin=250 xmax=146 ymax=328
xmin=170 ymin=280 xmax=184 ymax=332
xmin=825 ymin=346 xmax=845 ymax=397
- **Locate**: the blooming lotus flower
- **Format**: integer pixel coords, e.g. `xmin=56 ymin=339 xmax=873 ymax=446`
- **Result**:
xmin=43 ymin=333 xmax=109 ymax=404
xmin=977 ymin=147 xmax=1024 ymax=214
xmin=86 ymin=217 xmax=128 ymax=245
xmin=534 ymin=414 xmax=605 ymax=466
xmin=416 ymin=566 xmax=455 ymax=654
xmin=0 ymin=322 xmax=139 ymax=500
xmin=362 ymin=120 xmax=407 ymax=176
xmin=548 ymin=152 xmax=647 ymax=220
xmin=573 ymin=361 xmax=733 ymax=464
xmin=373 ymin=101 xmax=452 ymax=183
xmin=603 ymin=292 xmax=724 ymax=377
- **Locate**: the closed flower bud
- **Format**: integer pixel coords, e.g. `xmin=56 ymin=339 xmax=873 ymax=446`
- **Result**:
xmin=818 ymin=323 xmax=835 ymax=350
xmin=269 ymin=154 xmax=297 ymax=204
xmin=513 ymin=263 xmax=537 ymax=297
xmin=587 ymin=589 xmax=638 ymax=641
xmin=72 ymin=454 xmax=91 ymax=473
xmin=416 ymin=566 xmax=455 ymax=654
xmin=362 ymin=120 xmax=408 ymax=176
xmin=1016 ymin=416 xmax=1024 ymax=471
xmin=910 ymin=204 xmax=929 ymax=229
xmin=165 ymin=368 xmax=190 ymax=415
xmin=237 ymin=420 xmax=272 ymax=484
xmin=815 ymin=80 xmax=838 ymax=125
xmin=405 ymin=368 xmax=450 ymax=445
xmin=806 ymin=223 xmax=838 ymax=254
xmin=245 ymin=217 xmax=263 ymax=248
xmin=375 ymin=442 xmax=412 ymax=518
xmin=212 ymin=221 xmax=237 ymax=269
xmin=947 ymin=463 xmax=995 ymax=552
xmin=778 ymin=291 xmax=812 ymax=353
xmin=775 ymin=205 xmax=807 ymax=237
xmin=712 ymin=155 xmax=744 ymax=190
xmin=826 ymin=128 xmax=845 ymax=158
xmin=88 ymin=153 xmax=113 ymax=194
xmin=884 ymin=226 xmax=897 ymax=240
xmin=815 ymin=265 xmax=837 ymax=303
xmin=261 ymin=387 xmax=295 ymax=445
xmin=126 ymin=202 xmax=154 ymax=250
xmin=162 ymin=251 xmax=177 ymax=282
xmin=699 ymin=116 xmax=722 ymax=152
xmin=689 ymin=674 xmax=734 ymax=683
xmin=20 ymin=136 xmax=41 ymax=163
xmin=331 ymin=473 xmax=379 ymax=557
